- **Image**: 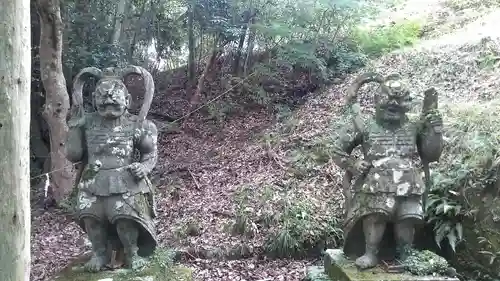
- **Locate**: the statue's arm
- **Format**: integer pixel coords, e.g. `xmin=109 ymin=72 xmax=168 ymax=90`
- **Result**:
xmin=331 ymin=122 xmax=364 ymax=173
xmin=417 ymin=121 xmax=443 ymax=163
xmin=136 ymin=120 xmax=158 ymax=174
xmin=66 ymin=123 xmax=86 ymax=163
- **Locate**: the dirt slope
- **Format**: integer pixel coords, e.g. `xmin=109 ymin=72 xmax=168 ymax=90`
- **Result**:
xmin=30 ymin=1 xmax=500 ymax=280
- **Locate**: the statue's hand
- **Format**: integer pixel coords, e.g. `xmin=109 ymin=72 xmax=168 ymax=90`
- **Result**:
xmin=353 ymin=160 xmax=371 ymax=176
xmin=68 ymin=117 xmax=86 ymax=128
xmin=68 ymin=106 xmax=86 ymax=128
xmin=425 ymin=110 xmax=443 ymax=132
xmin=129 ymin=162 xmax=147 ymax=180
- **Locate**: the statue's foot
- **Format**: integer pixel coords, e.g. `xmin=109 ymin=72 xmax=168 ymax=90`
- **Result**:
xmin=129 ymin=254 xmax=149 ymax=271
xmin=84 ymin=255 xmax=107 ymax=272
xmin=355 ymin=253 xmax=378 ymax=269
xmin=396 ymin=245 xmax=412 ymax=262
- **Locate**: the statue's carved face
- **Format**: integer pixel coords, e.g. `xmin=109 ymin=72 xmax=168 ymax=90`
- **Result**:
xmin=93 ymin=79 xmax=129 ymax=118
xmin=375 ymin=79 xmax=412 ymax=122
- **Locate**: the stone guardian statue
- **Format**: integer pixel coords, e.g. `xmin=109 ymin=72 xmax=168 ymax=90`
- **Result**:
xmin=332 ymin=72 xmax=443 ymax=270
xmin=65 ymin=66 xmax=158 ymax=272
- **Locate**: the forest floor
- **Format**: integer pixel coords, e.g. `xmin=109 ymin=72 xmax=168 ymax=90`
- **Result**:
xmin=30 ymin=0 xmax=500 ymax=280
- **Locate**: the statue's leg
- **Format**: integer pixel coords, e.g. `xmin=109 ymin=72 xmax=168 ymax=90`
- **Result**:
xmin=395 ymin=195 xmax=423 ymax=261
xmin=115 ymin=219 xmax=148 ymax=270
xmin=83 ymin=217 xmax=109 ymax=272
xmin=355 ymin=213 xmax=386 ymax=269
xmin=394 ymin=218 xmax=415 ymax=260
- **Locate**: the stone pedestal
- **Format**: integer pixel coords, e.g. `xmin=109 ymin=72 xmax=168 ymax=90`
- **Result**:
xmin=52 ymin=256 xmax=192 ymax=281
xmin=305 ymin=249 xmax=460 ymax=281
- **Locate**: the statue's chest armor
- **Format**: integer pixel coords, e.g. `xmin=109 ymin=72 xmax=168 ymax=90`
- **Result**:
xmin=84 ymin=117 xmax=138 ymax=159
xmin=361 ymin=121 xmax=423 ymax=195
xmin=363 ymin=122 xmax=418 ymax=161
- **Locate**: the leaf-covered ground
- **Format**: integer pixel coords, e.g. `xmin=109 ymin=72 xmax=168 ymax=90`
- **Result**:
xmin=30 ymin=0 xmax=500 ymax=280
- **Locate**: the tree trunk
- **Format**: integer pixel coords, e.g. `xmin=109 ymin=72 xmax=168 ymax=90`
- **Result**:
xmin=36 ymin=0 xmax=74 ymax=201
xmin=198 ymin=30 xmax=204 ymax=64
xmin=187 ymin=0 xmax=196 ymax=84
xmin=128 ymin=0 xmax=146 ymax=62
xmin=232 ymin=27 xmax=248 ymax=76
xmin=190 ymin=35 xmax=221 ymax=106
xmin=110 ymin=0 xmax=127 ymax=45
xmin=0 ymin=0 xmax=32 ymax=279
xmin=243 ymin=16 xmax=256 ymax=77
xmin=232 ymin=9 xmax=252 ymax=76
xmin=30 ymin=0 xmax=50 ymax=178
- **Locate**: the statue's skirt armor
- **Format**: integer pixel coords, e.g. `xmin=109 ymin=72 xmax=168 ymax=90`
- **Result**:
xmin=76 ymin=169 xmax=158 ymax=258
xmin=343 ymin=191 xmax=424 ymax=260
xmin=342 ymin=158 xmax=425 ymax=261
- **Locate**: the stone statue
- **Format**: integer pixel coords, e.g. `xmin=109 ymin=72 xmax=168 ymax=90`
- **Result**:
xmin=332 ymin=72 xmax=443 ymax=270
xmin=65 ymin=65 xmax=158 ymax=272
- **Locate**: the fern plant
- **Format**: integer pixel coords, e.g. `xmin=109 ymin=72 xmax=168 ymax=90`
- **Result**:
xmin=425 ymin=192 xmax=464 ymax=252
xmin=264 ymin=197 xmax=343 ymax=258
xmin=425 ymin=100 xmax=500 ymax=256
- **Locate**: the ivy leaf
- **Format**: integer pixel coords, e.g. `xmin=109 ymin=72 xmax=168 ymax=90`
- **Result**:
xmin=477 ymin=236 xmax=488 ymax=244
xmin=447 ymin=231 xmax=457 ymax=252
xmin=490 ymin=255 xmax=496 ymax=265
xmin=479 ymin=250 xmax=494 ymax=256
xmin=434 ymin=222 xmax=447 ymax=247
xmin=442 ymin=203 xmax=454 ymax=214
xmin=455 ymin=223 xmax=463 ymax=240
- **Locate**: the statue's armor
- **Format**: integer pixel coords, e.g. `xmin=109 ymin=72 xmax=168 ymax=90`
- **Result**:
xmin=83 ymin=112 xmax=149 ymax=196
xmin=356 ymin=119 xmax=425 ymax=196
xmin=342 ymin=118 xmax=427 ymax=260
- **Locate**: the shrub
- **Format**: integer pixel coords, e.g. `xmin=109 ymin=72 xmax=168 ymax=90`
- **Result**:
xmin=425 ymin=99 xmax=500 ymax=280
xmin=353 ymin=20 xmax=423 ymax=57
xmin=264 ymin=193 xmax=343 ymax=259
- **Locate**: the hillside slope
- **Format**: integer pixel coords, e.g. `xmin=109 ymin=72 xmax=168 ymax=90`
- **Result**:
xmin=30 ymin=1 xmax=500 ymax=280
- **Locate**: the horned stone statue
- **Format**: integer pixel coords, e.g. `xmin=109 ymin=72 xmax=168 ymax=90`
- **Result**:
xmin=65 ymin=66 xmax=158 ymax=272
xmin=333 ymin=72 xmax=443 ymax=270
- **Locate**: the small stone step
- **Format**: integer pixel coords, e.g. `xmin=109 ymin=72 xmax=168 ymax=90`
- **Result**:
xmin=52 ymin=262 xmax=192 ymax=281
xmin=320 ymin=249 xmax=460 ymax=281
xmin=304 ymin=266 xmax=330 ymax=281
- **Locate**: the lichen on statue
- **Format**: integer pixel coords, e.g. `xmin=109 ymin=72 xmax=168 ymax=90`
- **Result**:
xmin=332 ymin=73 xmax=444 ymax=270
xmin=65 ymin=66 xmax=158 ymax=273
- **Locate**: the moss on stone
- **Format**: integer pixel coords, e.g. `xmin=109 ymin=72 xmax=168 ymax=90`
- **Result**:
xmin=52 ymin=249 xmax=192 ymax=281
xmin=305 ymin=266 xmax=331 ymax=281
xmin=335 ymin=262 xmax=413 ymax=281
xmin=323 ymin=248 xmax=458 ymax=281
xmin=403 ymin=250 xmax=448 ymax=276
xmin=53 ymin=264 xmax=192 ymax=281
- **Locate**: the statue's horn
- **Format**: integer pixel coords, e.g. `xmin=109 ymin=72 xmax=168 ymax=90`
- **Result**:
xmin=345 ymin=72 xmax=386 ymax=105
xmin=122 ymin=65 xmax=155 ymax=124
xmin=384 ymin=73 xmax=402 ymax=82
xmin=72 ymin=67 xmax=103 ymax=107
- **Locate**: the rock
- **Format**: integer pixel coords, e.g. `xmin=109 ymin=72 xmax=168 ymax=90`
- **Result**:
xmin=322 ymin=248 xmax=460 ymax=281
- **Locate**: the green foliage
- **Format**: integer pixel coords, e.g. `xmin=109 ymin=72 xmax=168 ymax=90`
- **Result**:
xmin=64 ymin=44 xmax=128 ymax=76
xmin=230 ymin=185 xmax=259 ymax=238
xmin=425 ymin=100 xmax=500 ymax=254
xmin=476 ymin=41 xmax=500 ymax=69
xmin=403 ymin=249 xmax=449 ymax=276
xmin=173 ymin=218 xmax=202 ymax=240
xmin=229 ymin=179 xmax=342 ymax=259
xmin=426 ymin=194 xmax=464 ymax=252
xmin=353 ymin=20 xmax=423 ymax=57
xmin=477 ymin=236 xmax=500 ymax=266
xmin=250 ymin=0 xmax=368 ymax=77
xmin=150 ymin=248 xmax=192 ymax=280
xmin=61 ymin=0 xmax=185 ymax=77
xmin=264 ymin=196 xmax=343 ymax=258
